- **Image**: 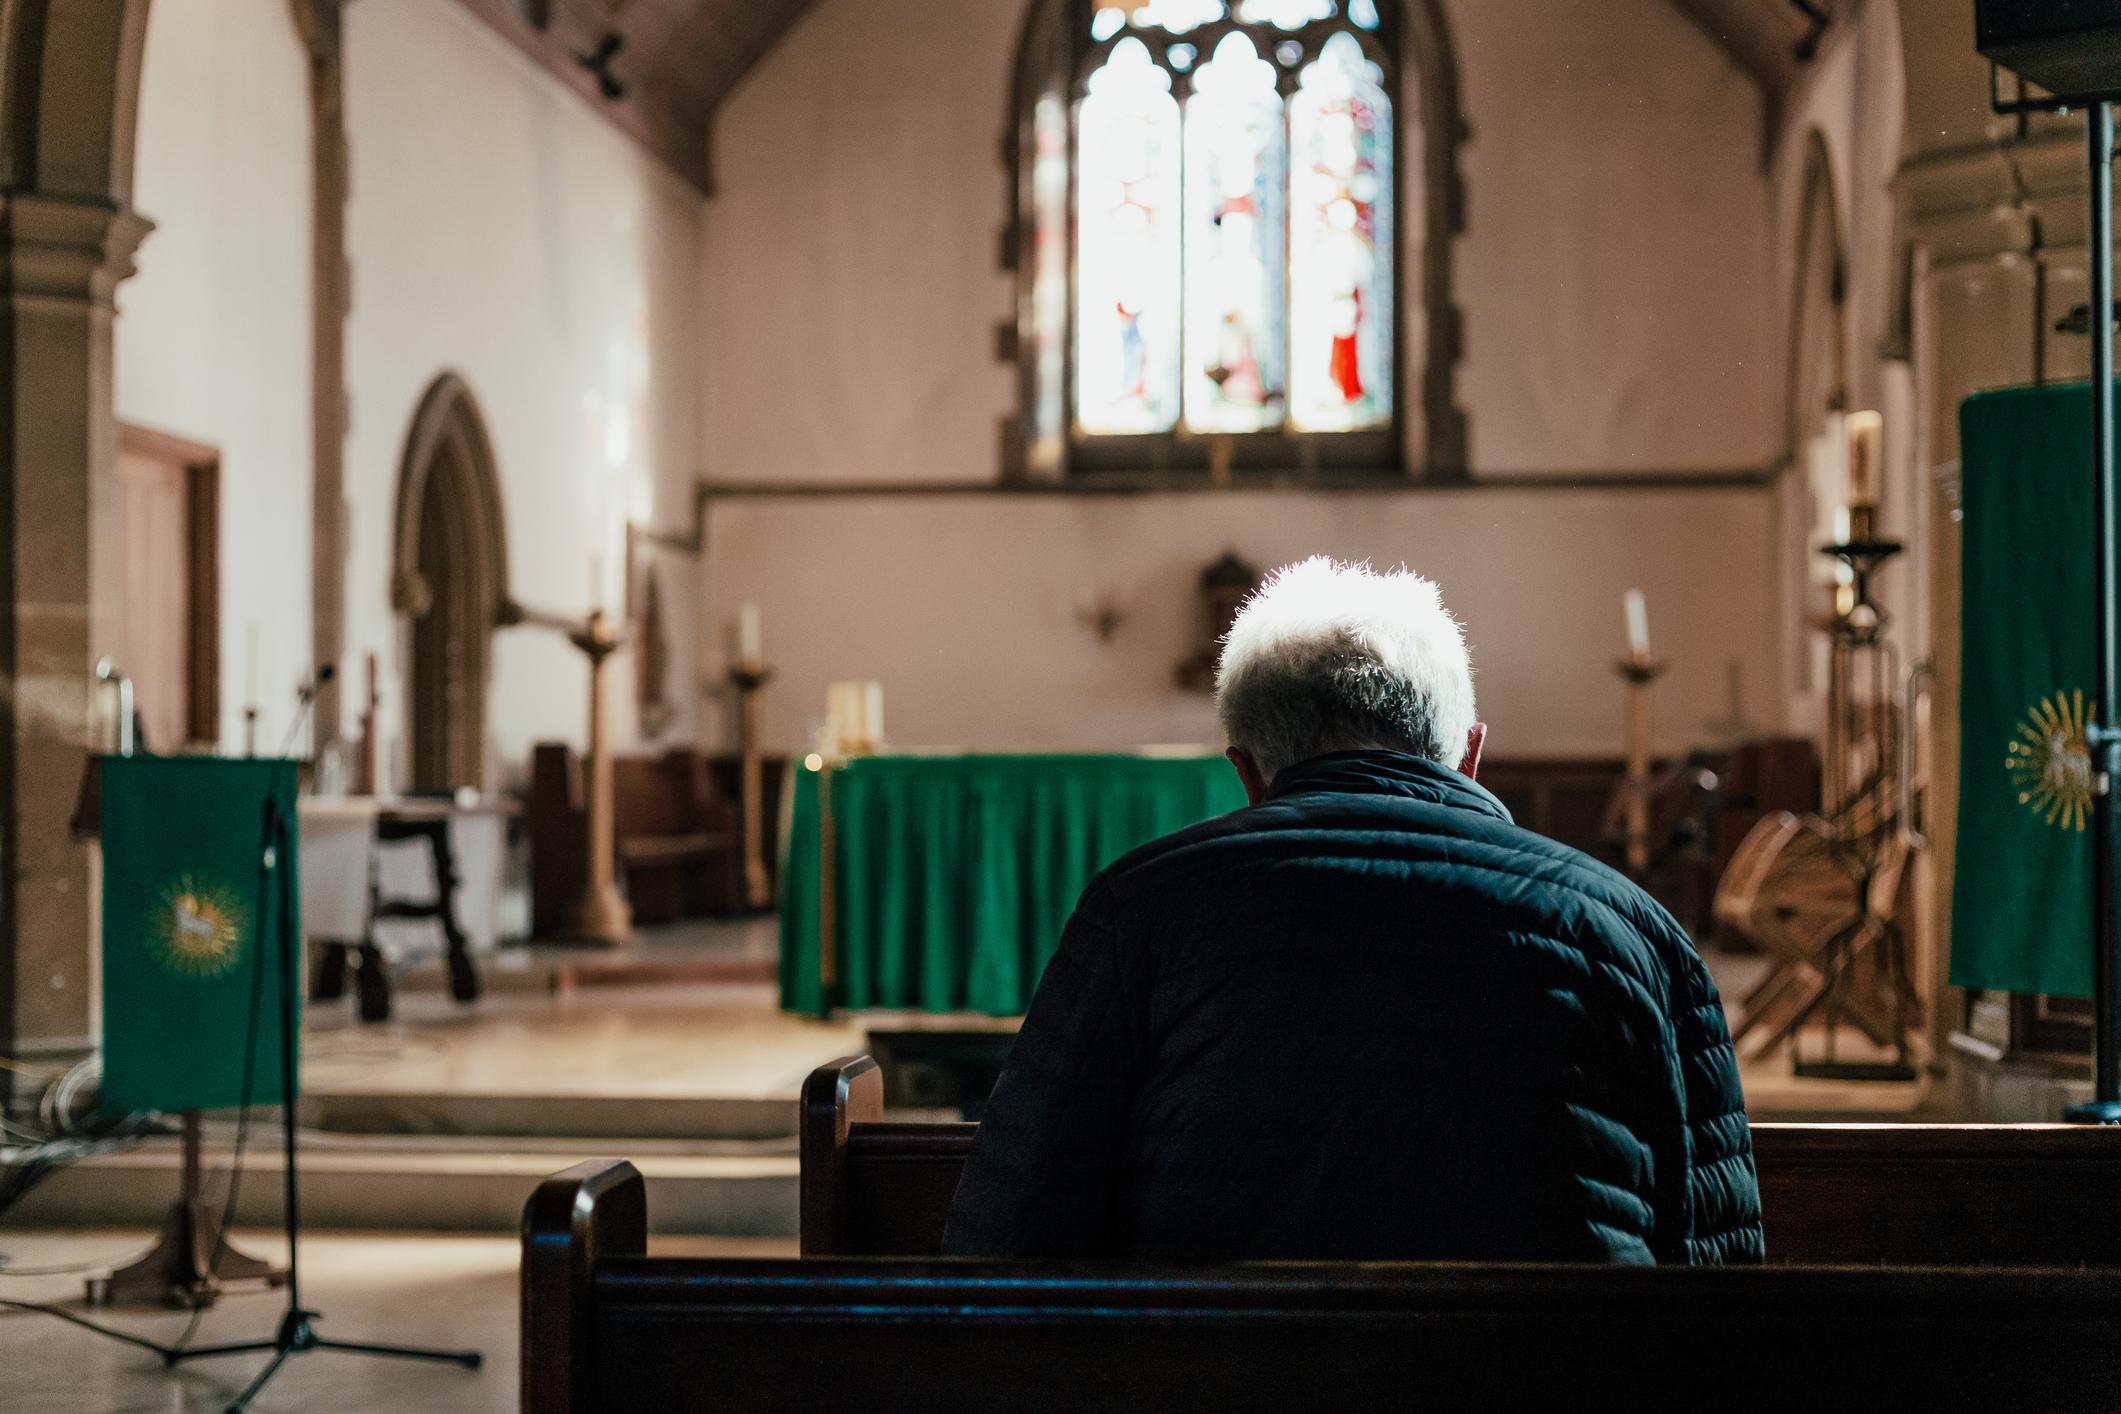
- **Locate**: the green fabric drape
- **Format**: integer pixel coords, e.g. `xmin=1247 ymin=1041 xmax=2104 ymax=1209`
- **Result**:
xmin=779 ymin=754 xmax=1247 ymax=1015
xmin=1950 ymin=383 xmax=2111 ymax=997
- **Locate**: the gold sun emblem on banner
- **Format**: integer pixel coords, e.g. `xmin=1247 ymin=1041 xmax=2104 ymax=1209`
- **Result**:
xmin=148 ymin=873 xmax=249 ymax=978
xmin=2008 ymin=689 xmax=2096 ymax=832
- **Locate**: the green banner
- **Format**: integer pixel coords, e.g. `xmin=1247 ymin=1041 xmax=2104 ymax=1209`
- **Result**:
xmin=1951 ymin=384 xmax=2109 ymax=998
xmin=99 ymin=756 xmax=300 ymax=1115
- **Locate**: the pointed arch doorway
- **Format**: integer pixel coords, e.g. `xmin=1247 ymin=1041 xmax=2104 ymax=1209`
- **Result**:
xmin=392 ymin=374 xmax=510 ymax=793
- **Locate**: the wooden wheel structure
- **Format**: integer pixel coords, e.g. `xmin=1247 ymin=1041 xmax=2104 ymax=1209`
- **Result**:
xmin=1715 ymin=756 xmax=1923 ymax=1070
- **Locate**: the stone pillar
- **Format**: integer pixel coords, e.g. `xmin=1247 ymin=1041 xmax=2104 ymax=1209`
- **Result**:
xmin=0 ymin=0 xmax=155 ymax=1068
xmin=294 ymin=0 xmax=349 ymax=755
xmin=0 ymin=196 xmax=152 ymax=1055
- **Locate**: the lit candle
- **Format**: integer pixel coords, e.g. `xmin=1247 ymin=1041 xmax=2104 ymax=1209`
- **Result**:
xmin=738 ymin=603 xmax=762 ymax=669
xmin=1846 ymin=410 xmax=1883 ymax=511
xmin=1624 ymin=589 xmax=1649 ymax=661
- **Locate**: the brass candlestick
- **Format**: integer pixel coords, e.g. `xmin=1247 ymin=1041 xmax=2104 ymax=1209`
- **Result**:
xmin=730 ymin=662 xmax=774 ymax=911
xmin=1614 ymin=653 xmax=1668 ymax=878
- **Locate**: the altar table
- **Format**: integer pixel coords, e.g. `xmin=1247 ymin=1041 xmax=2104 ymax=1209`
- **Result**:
xmin=779 ymin=753 xmax=1246 ymax=1015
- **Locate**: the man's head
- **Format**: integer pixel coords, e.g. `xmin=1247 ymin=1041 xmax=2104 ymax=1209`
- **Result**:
xmin=1215 ymin=557 xmax=1482 ymax=804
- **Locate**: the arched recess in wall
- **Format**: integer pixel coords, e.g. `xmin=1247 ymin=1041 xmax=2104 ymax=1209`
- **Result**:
xmin=1002 ymin=0 xmax=1468 ymax=478
xmin=1782 ymin=130 xmax=1850 ymax=705
xmin=391 ymin=373 xmax=510 ymax=792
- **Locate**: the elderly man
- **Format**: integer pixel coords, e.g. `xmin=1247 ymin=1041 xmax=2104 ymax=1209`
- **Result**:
xmin=945 ymin=558 xmax=1760 ymax=1264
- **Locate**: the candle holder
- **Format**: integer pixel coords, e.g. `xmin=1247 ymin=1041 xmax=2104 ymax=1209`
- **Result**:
xmin=1612 ymin=653 xmax=1668 ymax=879
xmin=1818 ymin=532 xmax=1903 ymax=649
xmin=1789 ymin=531 xmax=1918 ymax=1082
xmin=729 ymin=662 xmax=774 ymax=912
xmin=566 ymin=609 xmax=633 ymax=945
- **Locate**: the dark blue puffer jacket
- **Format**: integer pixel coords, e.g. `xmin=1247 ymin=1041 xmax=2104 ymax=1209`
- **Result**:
xmin=943 ymin=751 xmax=1762 ymax=1265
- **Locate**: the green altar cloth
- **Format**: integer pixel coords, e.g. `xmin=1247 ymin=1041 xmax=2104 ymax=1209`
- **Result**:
xmin=779 ymin=753 xmax=1247 ymax=1015
xmin=1951 ymin=383 xmax=2116 ymax=998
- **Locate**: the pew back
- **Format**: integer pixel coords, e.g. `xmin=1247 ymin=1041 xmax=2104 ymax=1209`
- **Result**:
xmin=526 ymin=1157 xmax=2121 ymax=1414
xmin=799 ymin=1055 xmax=2121 ymax=1265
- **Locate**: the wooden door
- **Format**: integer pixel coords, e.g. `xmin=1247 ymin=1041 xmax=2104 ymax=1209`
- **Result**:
xmin=116 ymin=424 xmax=219 ymax=751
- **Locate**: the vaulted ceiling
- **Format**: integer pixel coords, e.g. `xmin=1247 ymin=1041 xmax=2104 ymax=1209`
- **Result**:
xmin=458 ymin=0 xmax=1838 ymax=197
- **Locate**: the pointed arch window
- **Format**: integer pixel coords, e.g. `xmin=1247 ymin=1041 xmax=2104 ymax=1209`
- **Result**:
xmin=1015 ymin=0 xmax=1450 ymax=479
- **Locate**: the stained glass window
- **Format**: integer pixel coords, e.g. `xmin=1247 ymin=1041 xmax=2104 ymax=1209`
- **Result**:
xmin=1184 ymin=33 xmax=1287 ymax=433
xmin=1237 ymin=0 xmax=1337 ymax=29
xmin=1288 ymin=31 xmax=1392 ymax=431
xmin=1068 ymin=4 xmax=1398 ymax=456
xmin=1026 ymin=93 xmax=1071 ymax=473
xmin=1076 ymin=38 xmax=1183 ymax=434
xmin=1129 ymin=0 xmax=1225 ymax=34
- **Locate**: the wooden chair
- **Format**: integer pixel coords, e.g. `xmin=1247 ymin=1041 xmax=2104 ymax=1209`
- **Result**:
xmin=524 ymin=1155 xmax=2121 ymax=1414
xmin=799 ymin=1055 xmax=2121 ymax=1266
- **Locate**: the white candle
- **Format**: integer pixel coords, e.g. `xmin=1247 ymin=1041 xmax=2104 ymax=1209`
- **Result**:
xmin=245 ymin=623 xmax=259 ymax=705
xmin=1846 ymin=410 xmax=1883 ymax=511
xmin=864 ymin=681 xmax=884 ymax=747
xmin=1624 ymin=589 xmax=1649 ymax=660
xmin=738 ymin=603 xmax=762 ymax=668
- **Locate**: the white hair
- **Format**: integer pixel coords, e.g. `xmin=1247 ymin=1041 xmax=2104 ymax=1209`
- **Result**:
xmin=1215 ymin=557 xmax=1476 ymax=784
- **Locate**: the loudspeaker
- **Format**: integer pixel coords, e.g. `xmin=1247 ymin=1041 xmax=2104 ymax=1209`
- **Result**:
xmin=1977 ymin=0 xmax=2121 ymax=98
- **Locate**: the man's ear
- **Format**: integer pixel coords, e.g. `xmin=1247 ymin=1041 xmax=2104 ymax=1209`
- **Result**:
xmin=1456 ymin=722 xmax=1487 ymax=781
xmin=1226 ymin=747 xmax=1270 ymax=806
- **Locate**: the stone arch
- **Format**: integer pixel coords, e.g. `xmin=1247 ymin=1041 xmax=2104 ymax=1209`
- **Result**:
xmin=392 ymin=372 xmax=510 ymax=792
xmin=1784 ymin=129 xmax=1849 ymax=462
xmin=1779 ymin=129 xmax=1850 ymax=709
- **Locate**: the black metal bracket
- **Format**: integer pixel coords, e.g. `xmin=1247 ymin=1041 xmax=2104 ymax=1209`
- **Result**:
xmin=1990 ymin=62 xmax=2121 ymax=116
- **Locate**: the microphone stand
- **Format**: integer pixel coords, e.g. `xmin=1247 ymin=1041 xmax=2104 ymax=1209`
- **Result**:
xmin=163 ymin=772 xmax=482 ymax=1411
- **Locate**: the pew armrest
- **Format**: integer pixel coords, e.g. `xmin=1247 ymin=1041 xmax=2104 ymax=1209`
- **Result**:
xmin=522 ymin=1158 xmax=647 ymax=1414
xmin=800 ymin=1056 xmax=883 ymax=1256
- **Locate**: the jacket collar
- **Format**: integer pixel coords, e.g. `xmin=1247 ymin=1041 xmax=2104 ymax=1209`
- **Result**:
xmin=1265 ymin=750 xmax=1514 ymax=825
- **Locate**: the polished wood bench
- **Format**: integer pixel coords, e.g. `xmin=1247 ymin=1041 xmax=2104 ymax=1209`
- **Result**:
xmin=523 ymin=1156 xmax=2121 ymax=1414
xmin=799 ymin=1055 xmax=2121 ymax=1264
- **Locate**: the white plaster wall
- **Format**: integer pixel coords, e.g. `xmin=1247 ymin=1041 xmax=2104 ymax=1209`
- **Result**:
xmin=344 ymin=0 xmax=707 ymax=782
xmin=700 ymin=0 xmax=1788 ymax=756
xmin=115 ymin=1 xmax=313 ymax=751
xmin=1452 ymin=0 xmax=1775 ymax=474
xmin=702 ymin=489 xmax=1779 ymax=758
xmin=116 ymin=1 xmax=708 ymax=780
xmin=701 ymin=0 xmax=1012 ymax=487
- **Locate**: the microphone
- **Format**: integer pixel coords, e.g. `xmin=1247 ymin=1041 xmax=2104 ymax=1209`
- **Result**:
xmin=279 ymin=662 xmax=340 ymax=757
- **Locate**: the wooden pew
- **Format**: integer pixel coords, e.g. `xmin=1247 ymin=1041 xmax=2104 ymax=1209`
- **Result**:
xmin=800 ymin=1054 xmax=2121 ymax=1265
xmin=528 ymin=743 xmax=751 ymax=929
xmin=524 ymin=1156 xmax=2121 ymax=1414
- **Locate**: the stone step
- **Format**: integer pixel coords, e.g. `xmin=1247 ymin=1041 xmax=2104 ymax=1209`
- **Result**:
xmin=298 ymin=1089 xmax=798 ymax=1141
xmin=8 ymin=1131 xmax=797 ymax=1237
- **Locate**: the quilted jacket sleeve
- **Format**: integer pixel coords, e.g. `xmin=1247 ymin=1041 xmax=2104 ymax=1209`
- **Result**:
xmin=942 ymin=878 xmax=1144 ymax=1257
xmin=1659 ymin=940 xmax=1763 ymax=1264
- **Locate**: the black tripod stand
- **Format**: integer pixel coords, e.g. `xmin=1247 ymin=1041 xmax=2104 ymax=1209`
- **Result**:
xmin=163 ymin=787 xmax=481 ymax=1411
